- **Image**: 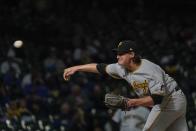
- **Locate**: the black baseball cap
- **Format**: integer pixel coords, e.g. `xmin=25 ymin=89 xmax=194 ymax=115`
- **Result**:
xmin=112 ymin=40 xmax=136 ymax=54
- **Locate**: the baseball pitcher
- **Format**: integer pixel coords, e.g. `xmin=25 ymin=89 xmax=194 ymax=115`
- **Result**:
xmin=63 ymin=40 xmax=188 ymax=131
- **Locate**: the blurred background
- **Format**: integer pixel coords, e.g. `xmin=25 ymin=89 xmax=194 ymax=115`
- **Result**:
xmin=0 ymin=0 xmax=195 ymax=130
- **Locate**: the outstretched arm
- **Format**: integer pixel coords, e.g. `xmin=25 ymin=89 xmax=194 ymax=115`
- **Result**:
xmin=63 ymin=63 xmax=99 ymax=80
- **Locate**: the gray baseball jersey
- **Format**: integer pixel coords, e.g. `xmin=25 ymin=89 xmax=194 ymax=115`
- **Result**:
xmin=106 ymin=59 xmax=188 ymax=131
xmin=106 ymin=59 xmax=177 ymax=97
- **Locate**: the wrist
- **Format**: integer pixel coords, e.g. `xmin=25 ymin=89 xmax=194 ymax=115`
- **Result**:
xmin=75 ymin=65 xmax=85 ymax=72
xmin=127 ymin=99 xmax=137 ymax=107
xmin=75 ymin=66 xmax=80 ymax=72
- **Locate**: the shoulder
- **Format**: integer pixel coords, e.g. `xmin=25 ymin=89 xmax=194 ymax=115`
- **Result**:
xmin=106 ymin=63 xmax=125 ymax=70
xmin=132 ymin=59 xmax=161 ymax=75
xmin=106 ymin=63 xmax=126 ymax=79
xmin=140 ymin=59 xmax=161 ymax=70
xmin=141 ymin=59 xmax=153 ymax=65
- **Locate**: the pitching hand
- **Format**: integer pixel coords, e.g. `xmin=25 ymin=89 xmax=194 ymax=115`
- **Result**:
xmin=63 ymin=67 xmax=78 ymax=81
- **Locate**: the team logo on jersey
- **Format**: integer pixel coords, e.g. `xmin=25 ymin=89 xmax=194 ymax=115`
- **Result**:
xmin=132 ymin=80 xmax=149 ymax=94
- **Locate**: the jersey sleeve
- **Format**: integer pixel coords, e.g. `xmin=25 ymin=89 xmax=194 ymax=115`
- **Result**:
xmin=106 ymin=63 xmax=123 ymax=79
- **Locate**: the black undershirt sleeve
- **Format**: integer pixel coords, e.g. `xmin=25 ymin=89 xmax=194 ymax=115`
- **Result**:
xmin=150 ymin=94 xmax=164 ymax=105
xmin=96 ymin=63 xmax=108 ymax=76
xmin=148 ymin=90 xmax=164 ymax=105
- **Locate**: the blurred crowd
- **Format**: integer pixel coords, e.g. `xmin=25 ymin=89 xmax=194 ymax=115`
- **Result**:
xmin=0 ymin=0 xmax=196 ymax=130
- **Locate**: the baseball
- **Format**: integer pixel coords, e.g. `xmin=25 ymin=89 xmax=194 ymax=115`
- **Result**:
xmin=13 ymin=40 xmax=23 ymax=48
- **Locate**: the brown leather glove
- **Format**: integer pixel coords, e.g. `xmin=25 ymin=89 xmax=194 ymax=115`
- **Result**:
xmin=104 ymin=93 xmax=129 ymax=110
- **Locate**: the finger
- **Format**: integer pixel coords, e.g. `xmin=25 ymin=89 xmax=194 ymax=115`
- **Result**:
xmin=64 ymin=68 xmax=71 ymax=75
xmin=63 ymin=69 xmax=71 ymax=81
xmin=63 ymin=73 xmax=70 ymax=81
xmin=65 ymin=71 xmax=72 ymax=77
xmin=64 ymin=76 xmax=70 ymax=81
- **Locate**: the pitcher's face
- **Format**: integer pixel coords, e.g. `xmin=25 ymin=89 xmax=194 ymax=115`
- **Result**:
xmin=117 ymin=52 xmax=134 ymax=66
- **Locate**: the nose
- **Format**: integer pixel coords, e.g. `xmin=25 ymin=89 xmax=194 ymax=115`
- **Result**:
xmin=117 ymin=55 xmax=120 ymax=59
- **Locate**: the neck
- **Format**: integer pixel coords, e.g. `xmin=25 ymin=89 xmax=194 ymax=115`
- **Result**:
xmin=127 ymin=60 xmax=141 ymax=72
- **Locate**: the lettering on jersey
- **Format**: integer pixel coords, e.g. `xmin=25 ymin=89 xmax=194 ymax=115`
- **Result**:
xmin=132 ymin=80 xmax=149 ymax=94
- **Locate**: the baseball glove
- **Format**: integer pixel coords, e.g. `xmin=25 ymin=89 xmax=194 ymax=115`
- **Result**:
xmin=104 ymin=93 xmax=129 ymax=110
